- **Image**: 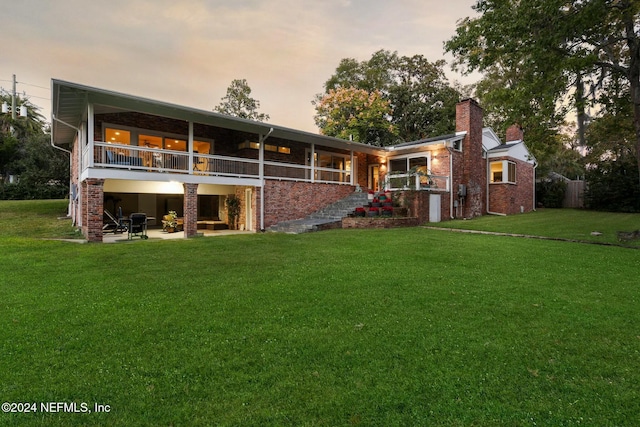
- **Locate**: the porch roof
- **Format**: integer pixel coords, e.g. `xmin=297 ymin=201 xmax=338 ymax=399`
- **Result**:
xmin=386 ymin=132 xmax=466 ymax=153
xmin=51 ymin=79 xmax=385 ymax=156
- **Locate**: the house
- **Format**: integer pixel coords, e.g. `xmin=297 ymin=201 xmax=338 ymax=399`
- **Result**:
xmin=51 ymin=80 xmax=536 ymax=242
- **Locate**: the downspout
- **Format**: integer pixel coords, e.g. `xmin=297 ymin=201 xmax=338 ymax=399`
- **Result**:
xmin=533 ymin=162 xmax=537 ymax=211
xmin=51 ymin=114 xmax=75 ymax=155
xmin=259 ymin=127 xmax=274 ymax=231
xmin=52 ymin=114 xmax=76 ymax=220
xmin=447 ymin=146 xmax=454 ymax=219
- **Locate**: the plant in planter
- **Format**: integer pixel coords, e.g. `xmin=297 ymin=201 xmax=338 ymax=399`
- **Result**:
xmin=162 ymin=210 xmax=178 ymax=232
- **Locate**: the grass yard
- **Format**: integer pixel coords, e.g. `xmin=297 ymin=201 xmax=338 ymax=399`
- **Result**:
xmin=1 ymin=200 xmax=639 ymax=426
xmin=442 ymin=208 xmax=640 ymax=247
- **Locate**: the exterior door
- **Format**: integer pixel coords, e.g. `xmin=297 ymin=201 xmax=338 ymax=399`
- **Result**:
xmin=368 ymin=164 xmax=380 ymax=192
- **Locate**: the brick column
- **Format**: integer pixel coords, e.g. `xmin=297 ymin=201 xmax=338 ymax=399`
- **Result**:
xmin=455 ymin=98 xmax=485 ymax=218
xmin=183 ymin=183 xmax=198 ymax=237
xmin=83 ymin=178 xmax=105 ymax=242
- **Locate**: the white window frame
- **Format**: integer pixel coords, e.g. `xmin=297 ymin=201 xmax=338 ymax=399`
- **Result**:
xmin=490 ymin=160 xmax=516 ymax=184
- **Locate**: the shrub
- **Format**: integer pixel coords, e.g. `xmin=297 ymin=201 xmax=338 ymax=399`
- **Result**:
xmin=536 ymin=178 xmax=567 ymax=208
xmin=584 ymin=155 xmax=640 ymax=212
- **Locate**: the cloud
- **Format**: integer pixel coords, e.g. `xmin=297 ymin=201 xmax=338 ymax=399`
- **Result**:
xmin=0 ymin=0 xmax=479 ymax=131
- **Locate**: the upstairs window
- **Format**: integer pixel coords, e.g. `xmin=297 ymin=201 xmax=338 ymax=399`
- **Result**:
xmin=105 ymin=128 xmax=131 ymax=145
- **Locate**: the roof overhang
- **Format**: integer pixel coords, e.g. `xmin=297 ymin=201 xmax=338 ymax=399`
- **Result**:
xmin=385 ymin=132 xmax=466 ymax=155
xmin=51 ymin=79 xmax=385 ymax=156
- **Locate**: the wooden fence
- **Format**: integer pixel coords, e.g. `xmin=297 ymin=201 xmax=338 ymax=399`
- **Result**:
xmin=563 ymin=180 xmax=585 ymax=208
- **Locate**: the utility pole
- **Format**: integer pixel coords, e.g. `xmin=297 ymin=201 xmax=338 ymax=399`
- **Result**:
xmin=11 ymin=74 xmax=16 ymax=120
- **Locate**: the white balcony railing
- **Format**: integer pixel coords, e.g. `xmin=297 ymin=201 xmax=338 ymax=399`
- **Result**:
xmin=85 ymin=141 xmax=352 ymax=185
xmin=385 ymin=173 xmax=449 ymax=192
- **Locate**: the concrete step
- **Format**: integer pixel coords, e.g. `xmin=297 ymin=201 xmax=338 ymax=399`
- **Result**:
xmin=268 ymin=191 xmax=369 ymax=234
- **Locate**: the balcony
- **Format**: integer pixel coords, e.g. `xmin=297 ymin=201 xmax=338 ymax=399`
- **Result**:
xmin=81 ymin=141 xmax=353 ymax=185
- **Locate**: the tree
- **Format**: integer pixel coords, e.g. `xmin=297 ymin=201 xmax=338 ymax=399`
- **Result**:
xmin=0 ymin=95 xmax=68 ymax=199
xmin=313 ymin=87 xmax=398 ymax=146
xmin=0 ymin=94 xmax=49 ymax=184
xmin=214 ymin=79 xmax=270 ymax=122
xmin=445 ymin=0 xmax=640 ymax=184
xmin=315 ymin=50 xmax=461 ymax=143
xmin=0 ymin=94 xmax=47 ymax=139
xmin=582 ymin=80 xmax=639 ymax=211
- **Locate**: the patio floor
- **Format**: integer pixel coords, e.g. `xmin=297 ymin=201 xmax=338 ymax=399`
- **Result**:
xmin=102 ymin=227 xmax=253 ymax=243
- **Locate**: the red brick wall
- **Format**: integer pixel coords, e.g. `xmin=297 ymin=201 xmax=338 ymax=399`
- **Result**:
xmin=455 ymin=99 xmax=486 ymax=218
xmin=263 ymin=180 xmax=355 ymax=228
xmin=488 ymin=157 xmax=535 ymax=215
xmin=183 ymin=183 xmax=198 ymax=237
xmin=82 ymin=178 xmax=105 ymax=242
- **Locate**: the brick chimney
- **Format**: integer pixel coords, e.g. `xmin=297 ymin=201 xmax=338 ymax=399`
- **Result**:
xmin=454 ymin=98 xmax=485 ymax=218
xmin=505 ymin=124 xmax=524 ymax=142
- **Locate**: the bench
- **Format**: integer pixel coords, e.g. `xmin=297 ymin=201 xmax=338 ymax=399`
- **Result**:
xmin=197 ymin=220 xmax=228 ymax=230
xmin=106 ymin=150 xmax=143 ymax=167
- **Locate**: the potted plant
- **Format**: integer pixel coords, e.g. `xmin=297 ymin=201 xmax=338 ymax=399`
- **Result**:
xmin=225 ymin=195 xmax=241 ymax=230
xmin=162 ymin=210 xmax=178 ymax=232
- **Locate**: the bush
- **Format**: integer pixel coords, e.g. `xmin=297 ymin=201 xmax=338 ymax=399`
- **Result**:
xmin=584 ymin=155 xmax=640 ymax=212
xmin=0 ymin=182 xmax=68 ymax=200
xmin=536 ymin=179 xmax=567 ymax=208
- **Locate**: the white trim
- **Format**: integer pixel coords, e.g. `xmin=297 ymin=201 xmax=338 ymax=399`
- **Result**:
xmin=87 ymin=104 xmax=94 ymax=167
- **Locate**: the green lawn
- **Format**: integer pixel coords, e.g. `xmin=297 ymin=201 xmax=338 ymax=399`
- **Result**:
xmin=1 ymin=200 xmax=639 ymax=426
xmin=442 ymin=208 xmax=640 ymax=247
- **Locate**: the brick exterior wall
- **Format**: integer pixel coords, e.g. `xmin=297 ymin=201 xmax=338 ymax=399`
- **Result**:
xmin=82 ymin=178 xmax=105 ymax=242
xmin=183 ymin=183 xmax=199 ymax=237
xmin=456 ymin=98 xmax=486 ymax=218
xmin=488 ymin=157 xmax=535 ymax=215
xmin=262 ymin=180 xmax=355 ymax=228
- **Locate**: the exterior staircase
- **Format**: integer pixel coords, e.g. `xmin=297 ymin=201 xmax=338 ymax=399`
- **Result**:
xmin=267 ymin=192 xmax=369 ymax=234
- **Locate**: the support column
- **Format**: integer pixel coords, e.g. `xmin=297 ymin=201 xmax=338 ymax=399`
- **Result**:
xmin=183 ymin=183 xmax=199 ymax=238
xmin=82 ymin=178 xmax=105 ymax=242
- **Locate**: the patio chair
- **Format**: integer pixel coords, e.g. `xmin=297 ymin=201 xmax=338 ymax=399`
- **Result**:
xmin=103 ymin=208 xmax=127 ymax=234
xmin=128 ymin=213 xmax=149 ymax=240
xmin=115 ymin=206 xmax=128 ymax=233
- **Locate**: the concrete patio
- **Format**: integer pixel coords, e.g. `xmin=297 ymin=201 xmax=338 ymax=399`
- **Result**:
xmin=102 ymin=227 xmax=252 ymax=243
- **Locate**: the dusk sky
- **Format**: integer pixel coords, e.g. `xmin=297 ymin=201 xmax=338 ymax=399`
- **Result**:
xmin=1 ymin=0 xmax=480 ymax=132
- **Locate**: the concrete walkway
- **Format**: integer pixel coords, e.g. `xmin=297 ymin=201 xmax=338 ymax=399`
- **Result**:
xmin=423 ymin=226 xmax=640 ymax=249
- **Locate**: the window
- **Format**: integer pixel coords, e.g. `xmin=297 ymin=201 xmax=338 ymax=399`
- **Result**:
xmin=390 ymin=159 xmax=407 ymax=173
xmin=237 ymin=141 xmax=290 ymax=154
xmin=139 ymin=134 xmax=162 ymax=149
xmin=164 ymin=138 xmax=186 ymax=152
xmin=388 ymin=155 xmax=431 ymax=189
xmin=389 ymin=155 xmax=430 ymax=174
xmin=490 ymin=160 xmax=516 ymax=183
xmin=308 ymin=150 xmax=351 ymax=183
xmin=194 ymin=140 xmax=212 ymax=154
xmin=104 ymin=125 xmax=213 ymax=153
xmin=105 ymin=128 xmax=131 ymax=145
